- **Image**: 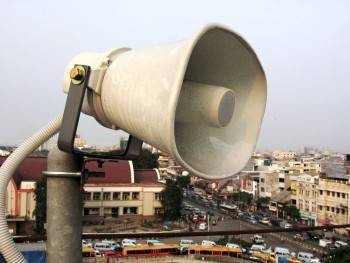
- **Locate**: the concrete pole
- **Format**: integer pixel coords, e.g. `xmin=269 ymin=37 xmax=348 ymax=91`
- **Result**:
xmin=45 ymin=146 xmax=83 ymax=263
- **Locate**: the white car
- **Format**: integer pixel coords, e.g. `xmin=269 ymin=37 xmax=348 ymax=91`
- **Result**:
xmin=198 ymin=222 xmax=207 ymax=231
xmin=226 ymin=243 xmax=240 ymax=249
xmin=147 ymin=239 xmax=164 ymax=246
xmin=251 ymin=235 xmax=265 ymax=244
xmin=180 ymin=239 xmax=195 ymax=247
xmin=297 ymin=252 xmax=320 ymax=263
xmin=274 ymin=247 xmax=290 ymax=257
xmin=201 ymin=240 xmax=216 ymax=246
xmin=335 ymin=240 xmax=348 ymax=248
xmin=82 ymin=239 xmax=92 ymax=248
xmin=122 ymin=238 xmax=137 ymax=247
xmin=94 ymin=242 xmax=113 ymax=252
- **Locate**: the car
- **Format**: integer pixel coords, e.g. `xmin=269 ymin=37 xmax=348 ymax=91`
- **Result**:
xmin=180 ymin=239 xmax=195 ymax=247
xmin=334 ymin=240 xmax=348 ymax=248
xmin=198 ymin=222 xmax=207 ymax=231
xmin=82 ymin=239 xmax=92 ymax=248
xmin=280 ymin=220 xmax=292 ymax=229
xmin=201 ymin=240 xmax=216 ymax=246
xmin=212 ymin=219 xmax=217 ymax=225
xmin=94 ymin=242 xmax=113 ymax=252
xmin=226 ymin=243 xmax=240 ymax=249
xmin=294 ymin=233 xmax=305 ymax=241
xmin=251 ymin=235 xmax=265 ymax=244
xmin=319 ymin=239 xmax=332 ymax=248
xmin=147 ymin=239 xmax=164 ymax=246
xmin=249 ymin=218 xmax=258 ymax=224
xmin=297 ymin=252 xmax=320 ymax=263
xmin=250 ymin=244 xmax=266 ymax=253
xmin=259 ymin=217 xmax=271 ymax=225
xmin=122 ymin=238 xmax=136 ymax=247
xmin=274 ymin=247 xmax=290 ymax=257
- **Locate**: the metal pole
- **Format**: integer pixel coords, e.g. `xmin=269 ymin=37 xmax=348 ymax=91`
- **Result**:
xmin=45 ymin=146 xmax=82 ymax=263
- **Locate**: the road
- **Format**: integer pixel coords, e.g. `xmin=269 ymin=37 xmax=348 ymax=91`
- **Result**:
xmin=159 ymin=199 xmax=324 ymax=258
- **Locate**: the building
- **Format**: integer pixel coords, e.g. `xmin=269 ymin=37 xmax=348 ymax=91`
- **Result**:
xmin=296 ymin=174 xmax=318 ymax=226
xmin=83 ymin=159 xmax=163 ymax=221
xmin=272 ymin=151 xmax=296 ymax=160
xmin=0 ymin=156 xmax=164 ymax=235
xmin=317 ymin=173 xmax=349 ymax=230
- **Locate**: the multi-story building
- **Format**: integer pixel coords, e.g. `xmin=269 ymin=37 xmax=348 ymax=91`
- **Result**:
xmin=296 ymin=174 xmax=318 ymax=226
xmin=272 ymin=151 xmax=296 ymax=160
xmin=317 ymin=173 xmax=349 ymax=229
xmin=83 ymin=160 xmax=163 ymax=220
xmin=0 ymin=156 xmax=164 ymax=235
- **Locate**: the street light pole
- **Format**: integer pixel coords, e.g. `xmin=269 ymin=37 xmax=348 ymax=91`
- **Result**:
xmin=45 ymin=146 xmax=83 ymax=263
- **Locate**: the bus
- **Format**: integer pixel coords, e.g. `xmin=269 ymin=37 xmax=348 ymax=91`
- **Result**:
xmin=188 ymin=245 xmax=243 ymax=258
xmin=122 ymin=244 xmax=180 ymax=257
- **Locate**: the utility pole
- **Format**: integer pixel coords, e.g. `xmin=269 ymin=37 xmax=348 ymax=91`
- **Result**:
xmin=45 ymin=147 xmax=83 ymax=263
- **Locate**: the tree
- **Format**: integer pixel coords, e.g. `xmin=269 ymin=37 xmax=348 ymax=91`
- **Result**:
xmin=231 ymin=192 xmax=253 ymax=205
xmin=160 ymin=179 xmax=183 ymax=220
xmin=132 ymin=149 xmax=159 ymax=169
xmin=33 ymin=177 xmax=47 ymax=234
xmin=176 ymin=175 xmax=191 ymax=189
xmin=325 ymin=245 xmax=350 ymax=263
xmin=283 ymin=205 xmax=300 ymax=220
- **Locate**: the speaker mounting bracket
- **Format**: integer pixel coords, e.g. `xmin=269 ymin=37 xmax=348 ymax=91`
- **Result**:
xmin=58 ymin=64 xmax=143 ymax=160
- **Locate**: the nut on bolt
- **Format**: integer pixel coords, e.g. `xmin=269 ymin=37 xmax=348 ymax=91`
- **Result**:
xmin=69 ymin=66 xmax=85 ymax=84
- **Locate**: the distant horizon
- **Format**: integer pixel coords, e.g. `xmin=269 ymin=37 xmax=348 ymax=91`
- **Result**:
xmin=1 ymin=1 xmax=349 ymax=152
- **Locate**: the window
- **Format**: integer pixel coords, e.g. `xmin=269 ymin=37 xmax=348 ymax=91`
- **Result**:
xmin=122 ymin=192 xmax=130 ymax=200
xmin=84 ymin=208 xmax=99 ymax=216
xmin=260 ymin=178 xmax=265 ymax=183
xmin=326 ymin=206 xmax=330 ymax=211
xmin=261 ymin=187 xmax=265 ymax=192
xmin=342 ymin=193 xmax=346 ymax=198
xmin=155 ymin=208 xmax=163 ymax=215
xmin=123 ymin=207 xmax=138 ymax=215
xmin=130 ymin=207 xmax=138 ymax=214
xmin=318 ymin=205 xmax=323 ymax=211
xmin=327 ymin=191 xmax=330 ymax=196
xmin=331 ymin=207 xmax=335 ymax=212
xmin=111 ymin=207 xmax=119 ymax=217
xmin=341 ymin=209 xmax=345 ymax=215
xmin=113 ymin=192 xmax=120 ymax=200
xmin=132 ymin=192 xmax=139 ymax=200
xmin=319 ymin=190 xmax=323 ymax=195
xmin=83 ymin=192 xmax=91 ymax=201
xmin=336 ymin=208 xmax=340 ymax=214
xmin=332 ymin=192 xmax=335 ymax=197
xmin=279 ymin=178 xmax=284 ymax=183
xmin=93 ymin=192 xmax=101 ymax=201
xmin=155 ymin=193 xmax=161 ymax=200
xmin=337 ymin=192 xmax=340 ymax=198
xmin=103 ymin=192 xmax=111 ymax=200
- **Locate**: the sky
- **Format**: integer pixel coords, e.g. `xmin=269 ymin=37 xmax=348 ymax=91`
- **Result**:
xmin=0 ymin=0 xmax=349 ymax=153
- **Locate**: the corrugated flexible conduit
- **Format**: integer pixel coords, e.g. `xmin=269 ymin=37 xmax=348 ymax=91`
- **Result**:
xmin=0 ymin=115 xmax=62 ymax=262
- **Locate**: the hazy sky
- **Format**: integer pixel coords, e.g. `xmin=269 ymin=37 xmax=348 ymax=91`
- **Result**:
xmin=0 ymin=0 xmax=349 ymax=152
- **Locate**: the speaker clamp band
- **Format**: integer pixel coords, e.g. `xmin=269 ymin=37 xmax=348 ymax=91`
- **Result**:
xmin=57 ymin=64 xmax=143 ymax=160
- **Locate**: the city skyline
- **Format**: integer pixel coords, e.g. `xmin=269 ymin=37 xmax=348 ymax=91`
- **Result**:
xmin=1 ymin=1 xmax=350 ymax=152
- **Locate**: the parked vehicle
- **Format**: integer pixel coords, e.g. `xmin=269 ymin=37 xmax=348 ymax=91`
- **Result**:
xmin=297 ymin=252 xmax=320 ymax=263
xmin=274 ymin=247 xmax=290 ymax=257
xmin=198 ymin=222 xmax=207 ymax=231
xmin=260 ymin=217 xmax=271 ymax=225
xmin=122 ymin=239 xmax=136 ymax=248
xmin=251 ymin=235 xmax=265 ymax=244
xmin=248 ymin=217 xmax=258 ymax=224
xmin=94 ymin=242 xmax=113 ymax=252
xmin=201 ymin=240 xmax=216 ymax=246
xmin=334 ymin=240 xmax=348 ymax=248
xmin=280 ymin=221 xmax=293 ymax=229
xmin=147 ymin=239 xmax=164 ymax=246
xmin=82 ymin=239 xmax=92 ymax=248
xmin=319 ymin=239 xmax=332 ymax=248
xmin=250 ymin=244 xmax=266 ymax=253
xmin=180 ymin=239 xmax=195 ymax=247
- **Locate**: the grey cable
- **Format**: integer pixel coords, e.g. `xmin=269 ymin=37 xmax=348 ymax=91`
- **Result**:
xmin=0 ymin=115 xmax=62 ymax=262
